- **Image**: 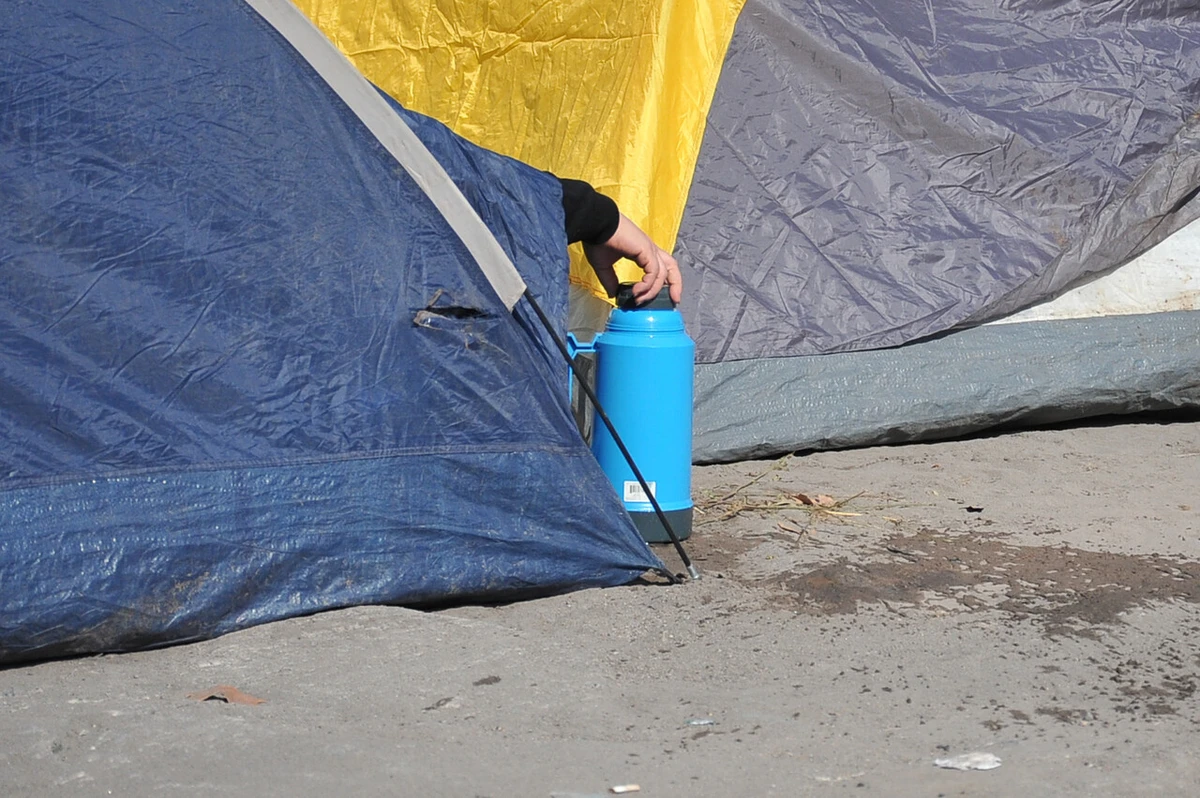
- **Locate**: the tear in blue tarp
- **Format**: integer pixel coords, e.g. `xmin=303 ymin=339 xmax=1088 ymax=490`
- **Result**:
xmin=0 ymin=0 xmax=662 ymax=664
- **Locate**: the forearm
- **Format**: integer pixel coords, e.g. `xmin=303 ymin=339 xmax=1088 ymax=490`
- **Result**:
xmin=557 ymin=177 xmax=620 ymax=245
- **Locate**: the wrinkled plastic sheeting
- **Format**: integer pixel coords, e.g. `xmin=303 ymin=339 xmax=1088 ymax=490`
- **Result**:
xmin=296 ymin=0 xmax=746 ymax=302
xmin=692 ymin=310 xmax=1200 ymax=463
xmin=677 ymin=0 xmax=1200 ymax=363
xmin=0 ymin=0 xmax=662 ymax=665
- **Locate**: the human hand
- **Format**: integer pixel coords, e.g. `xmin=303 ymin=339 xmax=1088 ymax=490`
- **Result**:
xmin=583 ymin=213 xmax=683 ymax=305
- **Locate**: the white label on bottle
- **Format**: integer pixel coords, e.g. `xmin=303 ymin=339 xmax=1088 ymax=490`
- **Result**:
xmin=624 ymin=481 xmax=656 ymax=503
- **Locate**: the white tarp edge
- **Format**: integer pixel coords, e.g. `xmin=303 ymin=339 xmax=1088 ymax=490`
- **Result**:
xmin=995 ymin=218 xmax=1200 ymax=326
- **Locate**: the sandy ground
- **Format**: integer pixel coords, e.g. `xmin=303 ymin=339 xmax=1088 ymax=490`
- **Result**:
xmin=3 ymin=414 xmax=1199 ymax=797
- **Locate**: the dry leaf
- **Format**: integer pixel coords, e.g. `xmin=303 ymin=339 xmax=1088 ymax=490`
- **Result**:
xmin=792 ymin=492 xmax=815 ymax=505
xmin=186 ymin=685 xmax=266 ymax=705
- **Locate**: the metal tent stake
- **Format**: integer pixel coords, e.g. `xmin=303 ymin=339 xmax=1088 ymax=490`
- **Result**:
xmin=521 ymin=288 xmax=701 ymax=581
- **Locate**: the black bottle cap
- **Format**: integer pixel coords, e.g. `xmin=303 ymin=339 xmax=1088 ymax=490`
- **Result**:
xmin=616 ymin=282 xmax=675 ymax=310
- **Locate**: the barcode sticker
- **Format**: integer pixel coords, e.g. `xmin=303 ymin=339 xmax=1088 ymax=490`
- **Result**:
xmin=623 ymin=481 xmax=656 ymax=503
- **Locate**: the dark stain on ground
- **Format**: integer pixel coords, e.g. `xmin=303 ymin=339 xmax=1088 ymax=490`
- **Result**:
xmin=1104 ymin=655 xmax=1197 ymax=716
xmin=759 ymin=528 xmax=1200 ymax=638
xmin=687 ymin=526 xmax=760 ymax=573
xmin=1036 ymin=706 xmax=1095 ymax=724
xmin=683 ymin=521 xmax=1200 ymax=723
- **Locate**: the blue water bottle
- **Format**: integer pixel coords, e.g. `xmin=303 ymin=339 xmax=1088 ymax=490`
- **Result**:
xmin=577 ymin=283 xmax=694 ymax=543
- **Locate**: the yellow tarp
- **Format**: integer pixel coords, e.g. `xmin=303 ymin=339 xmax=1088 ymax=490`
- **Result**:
xmin=296 ymin=0 xmax=745 ymax=301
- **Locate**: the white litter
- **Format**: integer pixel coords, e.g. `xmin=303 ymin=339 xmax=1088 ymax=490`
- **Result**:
xmin=933 ymin=752 xmax=1002 ymax=771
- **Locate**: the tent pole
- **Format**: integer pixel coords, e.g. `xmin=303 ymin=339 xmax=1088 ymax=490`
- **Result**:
xmin=520 ymin=289 xmax=701 ymax=582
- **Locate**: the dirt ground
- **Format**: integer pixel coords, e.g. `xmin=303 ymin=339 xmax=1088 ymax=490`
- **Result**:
xmin=3 ymin=413 xmax=1199 ymax=797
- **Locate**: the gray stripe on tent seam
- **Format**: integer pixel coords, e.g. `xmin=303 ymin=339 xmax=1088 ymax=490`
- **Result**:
xmin=243 ymin=0 xmax=527 ymax=310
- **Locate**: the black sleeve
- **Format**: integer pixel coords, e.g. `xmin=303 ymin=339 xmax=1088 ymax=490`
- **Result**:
xmin=556 ymin=176 xmax=620 ymax=245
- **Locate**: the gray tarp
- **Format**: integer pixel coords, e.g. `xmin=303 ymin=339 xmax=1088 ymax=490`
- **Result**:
xmin=693 ymin=310 xmax=1200 ymax=462
xmin=677 ymin=0 xmax=1200 ymax=363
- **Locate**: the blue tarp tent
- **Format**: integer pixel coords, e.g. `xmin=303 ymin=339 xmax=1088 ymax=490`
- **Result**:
xmin=0 ymin=0 xmax=663 ymax=664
